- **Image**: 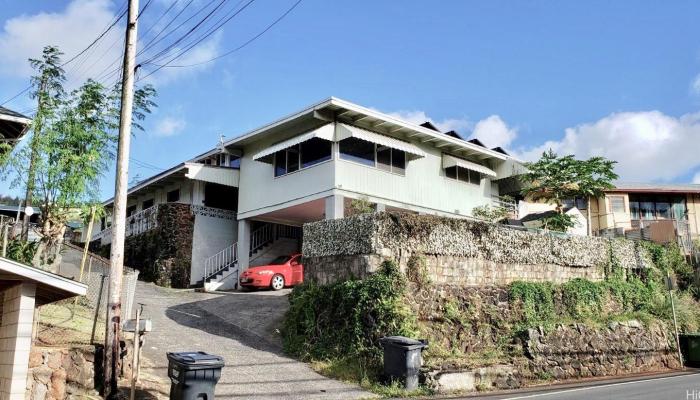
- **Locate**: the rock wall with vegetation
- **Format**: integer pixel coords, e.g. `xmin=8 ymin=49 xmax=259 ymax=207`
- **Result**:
xmin=302 ymin=213 xmax=651 ymax=285
xmin=284 ymin=242 xmax=700 ymax=396
xmin=123 ymin=203 xmax=194 ymax=288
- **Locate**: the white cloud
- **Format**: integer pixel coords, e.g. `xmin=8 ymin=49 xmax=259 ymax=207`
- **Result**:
xmin=516 ymin=110 xmax=700 ymax=182
xmin=382 ymin=110 xmax=472 ymax=134
xmin=153 ymin=116 xmax=186 ymax=137
xmin=468 ymin=115 xmax=518 ymax=149
xmin=692 ymin=74 xmax=700 ymax=95
xmin=693 ymin=172 xmax=700 ymax=184
xmin=0 ymin=0 xmax=122 ymax=85
xmin=138 ymin=31 xmax=222 ymax=85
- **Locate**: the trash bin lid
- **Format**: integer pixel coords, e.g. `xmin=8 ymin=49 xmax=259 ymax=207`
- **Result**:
xmin=379 ymin=336 xmax=428 ymax=349
xmin=167 ymin=351 xmax=225 ymax=367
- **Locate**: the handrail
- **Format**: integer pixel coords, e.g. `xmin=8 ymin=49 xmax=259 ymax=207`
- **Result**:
xmin=250 ymin=224 xmax=274 ymax=255
xmin=203 ymin=242 xmax=238 ymax=281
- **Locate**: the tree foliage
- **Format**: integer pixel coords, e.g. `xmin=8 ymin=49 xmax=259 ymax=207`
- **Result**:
xmin=520 ymin=150 xmax=618 ymax=232
xmin=0 ymin=45 xmax=156 ymax=266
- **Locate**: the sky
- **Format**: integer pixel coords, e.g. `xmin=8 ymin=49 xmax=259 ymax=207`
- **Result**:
xmin=1 ymin=0 xmax=700 ymax=200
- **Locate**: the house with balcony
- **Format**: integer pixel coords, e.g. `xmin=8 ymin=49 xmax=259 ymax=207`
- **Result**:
xmin=89 ymin=97 xmax=524 ymax=290
xmin=587 ymin=183 xmax=700 ymax=254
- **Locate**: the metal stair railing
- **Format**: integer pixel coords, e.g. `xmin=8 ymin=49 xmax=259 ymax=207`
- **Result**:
xmin=202 ymin=223 xmax=302 ymax=283
xmin=203 ymin=242 xmax=238 ymax=282
xmin=250 ymin=224 xmax=275 ymax=256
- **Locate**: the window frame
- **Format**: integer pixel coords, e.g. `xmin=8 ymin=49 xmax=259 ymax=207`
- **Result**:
xmin=444 ymin=165 xmax=482 ymax=186
xmin=142 ymin=198 xmax=155 ymax=210
xmin=273 ymin=138 xmax=334 ymax=178
xmin=166 ymin=189 xmax=180 ymax=203
xmin=337 ymin=138 xmax=407 ymax=176
xmin=608 ymin=195 xmax=626 ymax=213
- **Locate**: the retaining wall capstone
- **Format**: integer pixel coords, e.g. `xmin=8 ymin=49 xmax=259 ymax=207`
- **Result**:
xmin=302 ymin=213 xmax=652 ymax=285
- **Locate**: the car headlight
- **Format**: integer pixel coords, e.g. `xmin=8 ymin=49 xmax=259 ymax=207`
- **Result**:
xmin=256 ymin=270 xmax=274 ymax=275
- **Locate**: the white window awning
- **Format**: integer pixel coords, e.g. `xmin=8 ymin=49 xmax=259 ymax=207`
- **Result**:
xmin=336 ymin=123 xmax=426 ymax=160
xmin=253 ymin=123 xmax=335 ymax=163
xmin=442 ymin=154 xmax=497 ymax=177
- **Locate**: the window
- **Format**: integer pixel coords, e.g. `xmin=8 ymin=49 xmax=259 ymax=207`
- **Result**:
xmin=229 ymin=156 xmax=241 ymax=169
xmin=629 ymin=200 xmax=640 ymax=220
xmin=563 ymin=197 xmax=588 ymax=210
xmin=218 ymin=154 xmax=227 ymax=166
xmin=126 ymin=205 xmax=137 ymax=216
xmin=274 ymin=138 xmax=333 ymax=177
xmin=445 ymin=165 xmax=481 ymax=185
xmin=609 ymin=196 xmax=625 ymax=213
xmin=142 ymin=198 xmax=154 ymax=210
xmin=339 ymin=137 xmax=374 ymax=166
xmin=656 ymin=200 xmax=672 ymax=219
xmin=167 ymin=189 xmax=180 ymax=203
xmin=338 ymin=138 xmax=406 ymax=175
xmin=301 ymin=138 xmax=332 ymax=168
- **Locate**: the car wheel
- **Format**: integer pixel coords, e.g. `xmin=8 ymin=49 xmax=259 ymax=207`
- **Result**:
xmin=270 ymin=274 xmax=285 ymax=291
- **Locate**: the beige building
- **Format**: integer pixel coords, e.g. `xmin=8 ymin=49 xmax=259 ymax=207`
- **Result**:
xmin=588 ymin=183 xmax=700 ymax=248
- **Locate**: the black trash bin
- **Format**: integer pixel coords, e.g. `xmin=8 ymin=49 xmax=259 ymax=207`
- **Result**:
xmin=379 ymin=336 xmax=428 ymax=390
xmin=167 ymin=351 xmax=225 ymax=400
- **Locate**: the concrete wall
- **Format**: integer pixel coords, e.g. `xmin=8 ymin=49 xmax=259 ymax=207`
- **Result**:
xmin=190 ymin=211 xmax=238 ymax=284
xmin=0 ymin=283 xmax=35 ymax=400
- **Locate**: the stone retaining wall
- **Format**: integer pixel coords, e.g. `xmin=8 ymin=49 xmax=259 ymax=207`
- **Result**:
xmin=302 ymin=213 xmax=650 ymax=285
xmin=26 ymin=346 xmax=100 ymax=399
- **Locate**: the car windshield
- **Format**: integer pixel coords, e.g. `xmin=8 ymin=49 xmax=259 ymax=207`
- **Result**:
xmin=269 ymin=256 xmax=291 ymax=265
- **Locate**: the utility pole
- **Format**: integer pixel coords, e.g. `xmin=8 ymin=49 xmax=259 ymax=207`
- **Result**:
xmin=22 ymin=79 xmax=46 ymax=240
xmin=104 ymin=0 xmax=139 ymax=397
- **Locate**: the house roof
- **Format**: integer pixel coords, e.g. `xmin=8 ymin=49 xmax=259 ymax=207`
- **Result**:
xmin=607 ymin=182 xmax=700 ymax=194
xmin=102 ymin=163 xmax=187 ymax=206
xmin=0 ymin=106 xmax=31 ymax=142
xmin=520 ymin=207 xmax=574 ymax=223
xmin=223 ymin=97 xmax=511 ymax=162
xmin=419 ymin=121 xmax=440 ymax=132
xmin=0 ymin=257 xmax=87 ymax=305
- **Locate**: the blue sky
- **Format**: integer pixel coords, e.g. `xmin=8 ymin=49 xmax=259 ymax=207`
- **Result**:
xmin=1 ymin=0 xmax=700 ymax=199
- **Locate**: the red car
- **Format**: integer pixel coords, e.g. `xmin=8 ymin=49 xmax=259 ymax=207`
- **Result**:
xmin=239 ymin=254 xmax=304 ymax=290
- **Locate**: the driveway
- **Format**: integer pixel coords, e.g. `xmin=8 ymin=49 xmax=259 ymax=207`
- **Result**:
xmin=135 ymin=282 xmax=372 ymax=399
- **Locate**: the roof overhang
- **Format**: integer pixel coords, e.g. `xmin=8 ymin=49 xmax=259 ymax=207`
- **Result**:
xmin=223 ymin=97 xmax=510 ymax=163
xmin=0 ymin=257 xmax=87 ymax=305
xmin=442 ymin=154 xmax=497 ymax=177
xmin=0 ymin=107 xmax=31 ymax=144
xmin=253 ymin=123 xmax=335 ymax=163
xmin=335 ymin=123 xmax=426 ymax=160
xmin=605 ymin=183 xmax=700 ymax=195
xmin=103 ymin=163 xmax=187 ymax=206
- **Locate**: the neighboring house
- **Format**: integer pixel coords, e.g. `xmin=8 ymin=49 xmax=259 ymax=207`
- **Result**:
xmin=0 ymin=106 xmax=31 ymax=151
xmin=0 ymin=257 xmax=87 ymax=400
xmin=89 ymin=97 xmax=524 ymax=290
xmin=588 ymin=183 xmax=700 ymax=252
xmin=520 ymin=207 xmax=588 ymax=236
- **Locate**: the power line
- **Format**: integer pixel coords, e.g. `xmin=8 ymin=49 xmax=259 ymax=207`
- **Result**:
xmin=0 ymin=1 xmax=129 ymax=107
xmin=138 ymin=0 xmax=231 ymax=66
xmin=138 ymin=0 xmax=257 ymax=81
xmin=155 ymin=0 xmax=302 ymax=68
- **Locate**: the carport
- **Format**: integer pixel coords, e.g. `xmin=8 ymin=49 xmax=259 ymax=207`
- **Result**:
xmin=0 ymin=257 xmax=86 ymax=400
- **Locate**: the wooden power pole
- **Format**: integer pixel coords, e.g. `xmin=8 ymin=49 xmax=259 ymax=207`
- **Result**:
xmin=104 ymin=0 xmax=139 ymax=396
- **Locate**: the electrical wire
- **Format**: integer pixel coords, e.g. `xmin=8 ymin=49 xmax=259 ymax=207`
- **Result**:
xmin=155 ymin=0 xmax=302 ymax=68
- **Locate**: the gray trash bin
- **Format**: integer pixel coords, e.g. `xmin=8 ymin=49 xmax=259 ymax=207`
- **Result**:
xmin=379 ymin=336 xmax=428 ymax=390
xmin=167 ymin=351 xmax=225 ymax=400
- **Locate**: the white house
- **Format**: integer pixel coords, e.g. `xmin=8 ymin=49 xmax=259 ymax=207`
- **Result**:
xmin=90 ymin=97 xmax=524 ymax=290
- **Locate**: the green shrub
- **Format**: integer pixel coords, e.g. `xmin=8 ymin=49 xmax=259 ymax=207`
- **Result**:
xmin=508 ymin=281 xmax=555 ymax=329
xmin=561 ymin=278 xmax=604 ymax=320
xmin=282 ymin=260 xmax=418 ymax=378
xmin=5 ymin=239 xmax=38 ymax=264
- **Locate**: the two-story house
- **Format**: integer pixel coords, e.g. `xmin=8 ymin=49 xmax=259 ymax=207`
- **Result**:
xmin=90 ymin=97 xmax=524 ymax=290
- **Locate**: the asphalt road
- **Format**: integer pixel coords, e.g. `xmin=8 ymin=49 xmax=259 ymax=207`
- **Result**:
xmin=475 ymin=372 xmax=700 ymax=400
xmin=135 ymin=281 xmax=371 ymax=400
